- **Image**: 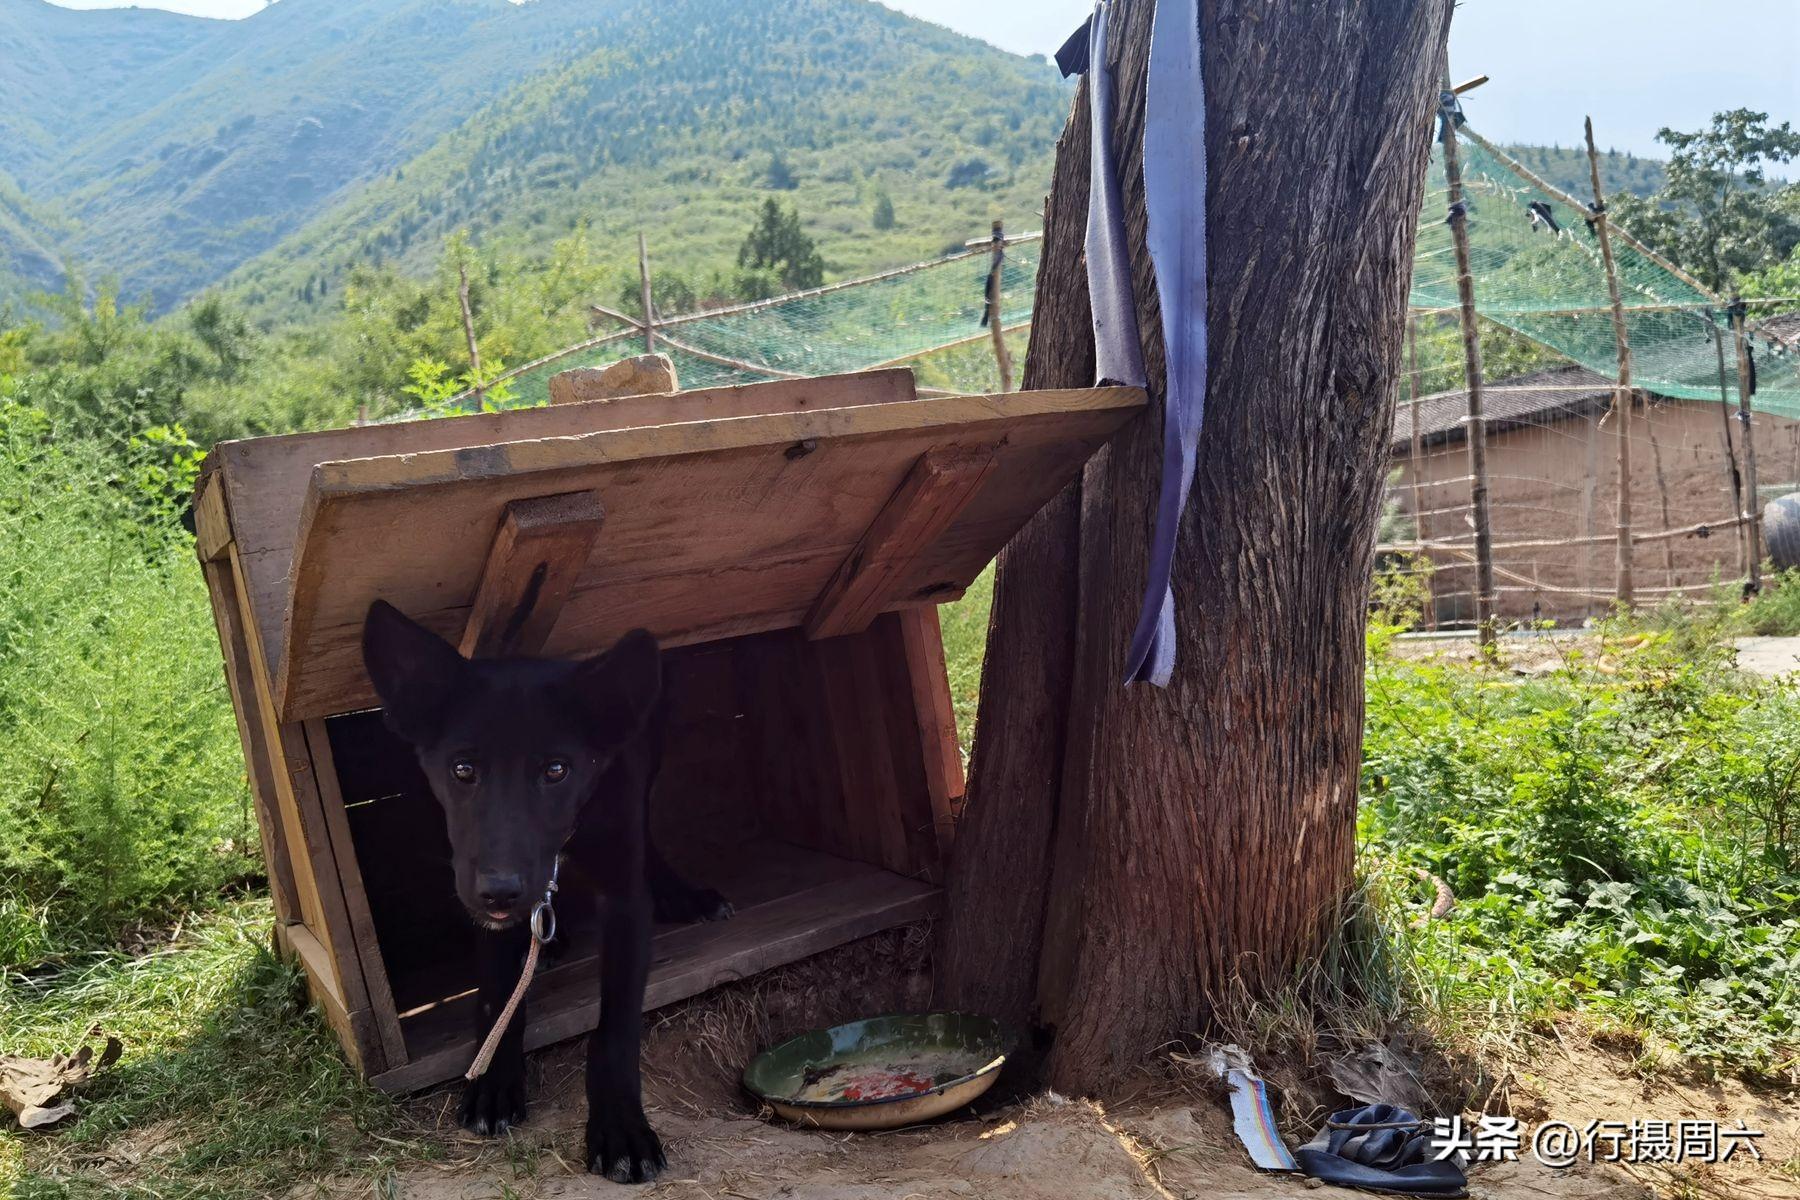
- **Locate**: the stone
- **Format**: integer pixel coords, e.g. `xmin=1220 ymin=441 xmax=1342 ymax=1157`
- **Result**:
xmin=548 ymin=353 xmax=678 ymax=404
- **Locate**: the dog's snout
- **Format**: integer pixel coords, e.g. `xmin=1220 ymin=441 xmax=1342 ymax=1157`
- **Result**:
xmin=475 ymin=871 xmax=524 ymax=914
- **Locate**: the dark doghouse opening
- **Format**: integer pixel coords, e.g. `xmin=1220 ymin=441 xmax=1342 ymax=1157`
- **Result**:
xmin=326 ymin=616 xmax=947 ymax=1087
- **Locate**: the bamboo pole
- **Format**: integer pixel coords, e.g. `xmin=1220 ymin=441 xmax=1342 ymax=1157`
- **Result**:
xmin=1405 ymin=314 xmax=1434 ymax=629
xmin=1733 ymin=299 xmax=1762 ymax=592
xmin=1384 ymin=511 xmax=1752 ymax=555
xmin=1640 ymin=391 xmax=1677 ymax=581
xmin=457 ymin=259 xmax=484 ymax=413
xmin=987 ymin=219 xmax=1014 ymax=392
xmin=1439 ymin=85 xmax=1496 ymax=651
xmin=637 ymin=231 xmax=657 ymax=354
xmin=1715 ymin=321 xmax=1748 ymax=574
xmin=1459 ymin=126 xmax=1721 ymax=302
xmin=864 ymin=321 xmax=1031 ymax=371
xmin=1407 ymin=314 xmax=1425 ymax=536
xmin=1585 ymin=117 xmax=1633 ymax=606
xmin=650 ymin=330 xmax=809 ymax=380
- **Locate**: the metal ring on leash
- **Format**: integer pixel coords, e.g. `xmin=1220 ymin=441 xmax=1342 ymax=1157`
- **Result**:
xmin=466 ymin=853 xmax=565 ymax=1080
xmin=530 ymin=898 xmax=557 ymax=944
xmin=530 ymin=855 xmax=561 ymax=944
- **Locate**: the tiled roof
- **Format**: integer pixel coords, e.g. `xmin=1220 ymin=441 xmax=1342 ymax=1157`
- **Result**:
xmin=1391 ymin=363 xmax=1616 ymax=452
xmin=1756 ymin=310 xmax=1799 ymax=351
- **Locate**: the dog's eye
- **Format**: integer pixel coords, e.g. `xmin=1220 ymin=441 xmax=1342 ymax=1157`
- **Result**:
xmin=451 ymin=759 xmax=478 ymax=784
xmin=542 ymin=759 xmax=570 ymax=785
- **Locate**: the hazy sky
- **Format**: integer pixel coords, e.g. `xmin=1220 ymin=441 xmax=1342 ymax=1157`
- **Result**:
xmin=46 ymin=0 xmax=1800 ymax=173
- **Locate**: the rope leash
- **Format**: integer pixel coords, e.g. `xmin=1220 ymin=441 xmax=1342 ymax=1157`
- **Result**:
xmin=465 ymin=859 xmax=560 ymax=1082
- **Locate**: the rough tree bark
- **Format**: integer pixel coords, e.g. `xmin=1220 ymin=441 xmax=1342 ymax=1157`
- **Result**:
xmin=937 ymin=0 xmax=1453 ymax=1092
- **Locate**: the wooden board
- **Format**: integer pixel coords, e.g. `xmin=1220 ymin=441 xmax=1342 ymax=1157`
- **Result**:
xmin=211 ymin=370 xmax=920 ymax=689
xmin=369 ymin=841 xmax=940 ymax=1093
xmin=458 ymin=491 xmax=606 ymax=658
xmin=805 ymin=446 xmax=998 ymax=639
xmin=274 ymin=386 xmax=1143 ymax=719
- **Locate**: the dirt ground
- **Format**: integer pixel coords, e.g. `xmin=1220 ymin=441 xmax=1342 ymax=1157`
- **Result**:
xmin=319 ymin=931 xmax=1798 ymax=1200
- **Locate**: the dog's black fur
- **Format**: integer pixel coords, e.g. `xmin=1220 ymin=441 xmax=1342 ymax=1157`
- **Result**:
xmin=362 ymin=600 xmax=729 ymax=1184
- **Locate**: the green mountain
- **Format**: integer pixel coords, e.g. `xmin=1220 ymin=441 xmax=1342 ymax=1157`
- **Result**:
xmin=0 ymin=171 xmax=73 ymax=300
xmin=221 ymin=0 xmax=1070 ymax=323
xmin=0 ymin=0 xmax=218 ymax=180
xmin=0 ymin=0 xmax=1069 ymax=318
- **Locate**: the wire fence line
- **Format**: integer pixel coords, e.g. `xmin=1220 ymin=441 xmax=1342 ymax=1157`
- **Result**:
xmin=440 ymin=231 xmax=1040 ymax=412
xmin=419 ymin=132 xmax=1799 ymax=630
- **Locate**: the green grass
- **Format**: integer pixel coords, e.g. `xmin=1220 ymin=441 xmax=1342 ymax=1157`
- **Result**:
xmin=0 ymin=899 xmax=416 ymax=1199
xmin=1363 ymin=614 xmax=1800 ymax=1076
xmin=938 ymin=564 xmax=994 ymax=757
xmin=6 ymin=532 xmax=1797 ymax=1197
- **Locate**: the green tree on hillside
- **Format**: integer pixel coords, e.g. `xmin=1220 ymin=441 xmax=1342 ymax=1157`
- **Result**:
xmin=872 ymin=190 xmax=896 ymax=230
xmin=186 ymin=294 xmax=255 ymax=382
xmin=1609 ymin=109 xmax=1800 ymax=293
xmin=735 ymin=199 xmax=824 ymax=298
xmin=765 ymin=151 xmax=797 ymax=191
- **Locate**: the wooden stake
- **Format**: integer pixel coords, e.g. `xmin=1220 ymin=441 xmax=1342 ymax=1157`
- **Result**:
xmin=987 ymin=220 xmax=1014 ymax=392
xmin=1585 ymin=116 xmax=1633 ymax=607
xmin=1439 ymin=88 xmax=1496 ymax=651
xmin=637 ymin=231 xmax=657 ymax=355
xmin=1733 ymin=300 xmax=1763 ymax=592
xmin=458 ymin=260 xmax=484 ymax=413
xmin=1406 ymin=314 xmax=1425 ymax=538
xmin=1714 ymin=322 xmax=1748 ymax=574
xmin=1640 ymin=390 xmax=1677 ymax=582
xmin=1406 ymin=313 xmax=1434 ymax=629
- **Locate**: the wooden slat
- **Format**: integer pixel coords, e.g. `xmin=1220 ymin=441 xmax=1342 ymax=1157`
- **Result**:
xmin=281 ymin=924 xmax=372 ymax=1075
xmin=225 ymin=546 xmax=328 ymax=939
xmin=219 ymin=370 xmax=919 ymax=684
xmin=458 ymin=491 xmax=606 ymax=658
xmin=200 ymin=558 xmax=299 ymax=924
xmin=223 ymin=541 xmax=383 ymax=1069
xmin=895 ymin=607 xmax=964 ymax=859
xmin=370 ymin=854 xmax=940 ymax=1093
xmin=303 ymin=720 xmax=408 ymax=1070
xmin=193 ymin=471 xmax=234 ymax=562
xmin=805 ymin=446 xmax=997 ymax=639
xmin=274 ymin=386 xmax=1143 ymax=719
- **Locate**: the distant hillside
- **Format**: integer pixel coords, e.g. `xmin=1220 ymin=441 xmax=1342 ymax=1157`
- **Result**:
xmin=0 ymin=171 xmax=73 ymax=301
xmin=2 ymin=0 xmax=666 ymax=313
xmin=0 ymin=0 xmax=1069 ymax=318
xmin=220 ymin=0 xmax=1069 ymax=322
xmin=0 ymin=0 xmax=219 ymax=181
xmin=1498 ymin=142 xmax=1667 ymax=200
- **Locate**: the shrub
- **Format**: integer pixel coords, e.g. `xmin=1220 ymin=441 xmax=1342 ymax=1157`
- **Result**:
xmin=1362 ymin=621 xmax=1800 ymax=1073
xmin=0 ymin=402 xmax=256 ymax=966
xmin=1742 ymin=567 xmax=1800 ymax=636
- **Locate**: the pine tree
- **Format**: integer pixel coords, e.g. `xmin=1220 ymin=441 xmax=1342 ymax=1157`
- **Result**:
xmin=735 ymin=199 xmax=823 ymax=296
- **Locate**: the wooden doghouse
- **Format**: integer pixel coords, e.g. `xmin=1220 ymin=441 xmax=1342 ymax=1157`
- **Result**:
xmin=193 ymin=368 xmax=1142 ymax=1091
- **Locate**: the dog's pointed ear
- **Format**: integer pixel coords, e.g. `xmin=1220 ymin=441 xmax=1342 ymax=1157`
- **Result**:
xmin=565 ymin=628 xmax=662 ymax=746
xmin=362 ymin=600 xmax=467 ymax=745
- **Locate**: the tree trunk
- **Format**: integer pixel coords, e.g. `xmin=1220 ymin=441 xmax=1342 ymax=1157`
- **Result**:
xmin=937 ymin=0 xmax=1452 ymax=1093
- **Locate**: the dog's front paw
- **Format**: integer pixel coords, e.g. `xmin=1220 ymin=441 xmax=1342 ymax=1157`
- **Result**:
xmin=459 ymin=1064 xmax=527 ymax=1135
xmin=586 ymin=1104 xmax=665 ymax=1184
xmin=652 ymin=882 xmax=734 ymax=925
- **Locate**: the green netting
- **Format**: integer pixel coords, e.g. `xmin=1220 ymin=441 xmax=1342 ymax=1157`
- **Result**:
xmin=1412 ymin=127 xmax=1800 ymax=416
xmin=487 ymin=238 xmax=1038 ymax=407
xmin=455 ymin=131 xmax=1798 ymax=422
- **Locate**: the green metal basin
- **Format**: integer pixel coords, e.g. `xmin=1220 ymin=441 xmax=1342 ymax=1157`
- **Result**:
xmin=742 ymin=1012 xmax=1017 ymax=1130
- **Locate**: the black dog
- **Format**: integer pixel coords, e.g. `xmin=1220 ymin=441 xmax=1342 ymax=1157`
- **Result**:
xmin=362 ymin=600 xmax=729 ymax=1183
